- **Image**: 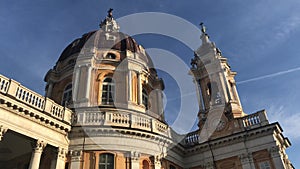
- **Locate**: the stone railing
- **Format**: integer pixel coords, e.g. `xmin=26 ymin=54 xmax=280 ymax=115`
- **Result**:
xmin=76 ymin=110 xmax=169 ymax=136
xmin=238 ymin=110 xmax=269 ymax=129
xmin=0 ymin=74 xmax=72 ymax=124
xmin=184 ymin=130 xmax=199 ymax=145
xmin=182 ymin=110 xmax=270 ymax=147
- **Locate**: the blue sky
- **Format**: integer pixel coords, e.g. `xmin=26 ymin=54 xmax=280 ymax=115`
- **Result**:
xmin=1 ymin=0 xmax=300 ymax=167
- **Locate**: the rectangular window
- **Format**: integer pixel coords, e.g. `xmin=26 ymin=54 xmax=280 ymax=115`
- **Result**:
xmin=99 ymin=153 xmax=114 ymax=169
xmin=259 ymin=161 xmax=271 ymax=169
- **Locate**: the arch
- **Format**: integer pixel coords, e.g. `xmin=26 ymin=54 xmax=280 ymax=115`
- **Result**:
xmin=61 ymin=83 xmax=72 ymax=106
xmin=99 ymin=153 xmax=114 ymax=169
xmin=142 ymin=160 xmax=150 ymax=169
xmin=169 ymin=164 xmax=176 ymax=169
xmin=101 ymin=77 xmax=115 ymax=105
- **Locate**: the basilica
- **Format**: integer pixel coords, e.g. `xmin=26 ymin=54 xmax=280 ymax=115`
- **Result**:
xmin=0 ymin=9 xmax=294 ymax=169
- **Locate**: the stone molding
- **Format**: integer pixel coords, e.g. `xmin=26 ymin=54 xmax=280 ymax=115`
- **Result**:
xmin=0 ymin=94 xmax=71 ymax=134
xmin=184 ymin=123 xmax=276 ymax=153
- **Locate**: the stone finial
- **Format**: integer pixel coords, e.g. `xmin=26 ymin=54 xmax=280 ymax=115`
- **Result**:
xmin=200 ymin=22 xmax=206 ymax=34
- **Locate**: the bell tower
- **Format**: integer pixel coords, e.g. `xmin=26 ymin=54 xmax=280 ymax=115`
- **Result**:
xmin=190 ymin=23 xmax=244 ymax=130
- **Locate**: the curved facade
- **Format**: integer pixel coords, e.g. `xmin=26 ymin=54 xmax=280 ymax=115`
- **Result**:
xmin=0 ymin=9 xmax=294 ymax=169
xmin=44 ymin=10 xmax=169 ymax=169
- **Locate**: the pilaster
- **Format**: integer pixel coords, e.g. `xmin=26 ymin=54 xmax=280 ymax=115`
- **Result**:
xmin=129 ymin=151 xmax=140 ymax=169
xmin=151 ymin=155 xmax=162 ymax=169
xmin=137 ymin=72 xmax=142 ymax=105
xmin=269 ymin=146 xmax=286 ymax=169
xmin=55 ymin=147 xmax=67 ymax=169
xmin=204 ymin=161 xmax=215 ymax=169
xmin=70 ymin=150 xmax=83 ymax=169
xmin=239 ymin=153 xmax=255 ymax=169
xmin=128 ymin=70 xmax=132 ymax=101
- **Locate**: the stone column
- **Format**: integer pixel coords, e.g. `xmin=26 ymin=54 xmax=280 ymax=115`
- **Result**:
xmin=137 ymin=73 xmax=142 ymax=105
xmin=0 ymin=125 xmax=8 ymax=141
xmin=130 ymin=151 xmax=140 ymax=169
xmin=73 ymin=67 xmax=81 ymax=102
xmin=128 ymin=70 xmax=132 ymax=101
xmin=29 ymin=140 xmax=47 ymax=169
xmin=85 ymin=66 xmax=92 ymax=100
xmin=156 ymin=89 xmax=163 ymax=116
xmin=239 ymin=153 xmax=254 ymax=169
xmin=269 ymin=146 xmax=286 ymax=169
xmin=70 ymin=150 xmax=83 ymax=169
xmin=194 ymin=78 xmax=205 ymax=111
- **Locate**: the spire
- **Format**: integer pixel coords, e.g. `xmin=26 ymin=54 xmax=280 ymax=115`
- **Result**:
xmin=99 ymin=8 xmax=120 ymax=32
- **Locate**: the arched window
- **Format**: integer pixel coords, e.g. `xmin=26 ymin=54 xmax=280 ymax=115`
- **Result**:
xmin=169 ymin=164 xmax=176 ymax=169
xmin=106 ymin=53 xmax=116 ymax=59
xmin=142 ymin=160 xmax=150 ymax=169
xmin=142 ymin=89 xmax=148 ymax=110
xmin=99 ymin=153 xmax=114 ymax=169
xmin=62 ymin=84 xmax=72 ymax=106
xmin=102 ymin=78 xmax=115 ymax=105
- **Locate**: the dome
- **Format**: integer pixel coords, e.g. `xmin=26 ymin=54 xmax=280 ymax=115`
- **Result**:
xmin=57 ymin=30 xmax=141 ymax=62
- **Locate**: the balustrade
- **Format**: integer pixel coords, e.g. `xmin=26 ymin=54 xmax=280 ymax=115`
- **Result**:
xmin=239 ymin=110 xmax=269 ymax=128
xmin=0 ymin=74 xmax=72 ymax=124
xmin=0 ymin=75 xmax=9 ymax=93
xmin=74 ymin=110 xmax=169 ymax=136
xmin=184 ymin=131 xmax=199 ymax=145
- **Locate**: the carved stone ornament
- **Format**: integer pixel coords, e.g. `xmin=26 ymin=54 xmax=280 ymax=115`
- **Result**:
xmin=130 ymin=151 xmax=140 ymax=161
xmin=0 ymin=125 xmax=8 ymax=141
xmin=70 ymin=150 xmax=83 ymax=162
xmin=32 ymin=140 xmax=47 ymax=152
xmin=269 ymin=146 xmax=282 ymax=158
xmin=239 ymin=153 xmax=253 ymax=164
xmin=57 ymin=147 xmax=67 ymax=160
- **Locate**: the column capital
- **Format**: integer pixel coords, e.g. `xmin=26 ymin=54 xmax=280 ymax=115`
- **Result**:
xmin=268 ymin=146 xmax=282 ymax=158
xmin=239 ymin=153 xmax=253 ymax=165
xmin=29 ymin=140 xmax=47 ymax=169
xmin=57 ymin=147 xmax=67 ymax=160
xmin=32 ymin=140 xmax=47 ymax=152
xmin=70 ymin=150 xmax=83 ymax=162
xmin=203 ymin=161 xmax=215 ymax=169
xmin=127 ymin=151 xmax=140 ymax=161
xmin=0 ymin=125 xmax=8 ymax=141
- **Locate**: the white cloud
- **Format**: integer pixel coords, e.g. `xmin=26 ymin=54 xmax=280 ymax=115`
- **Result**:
xmin=267 ymin=105 xmax=300 ymax=141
